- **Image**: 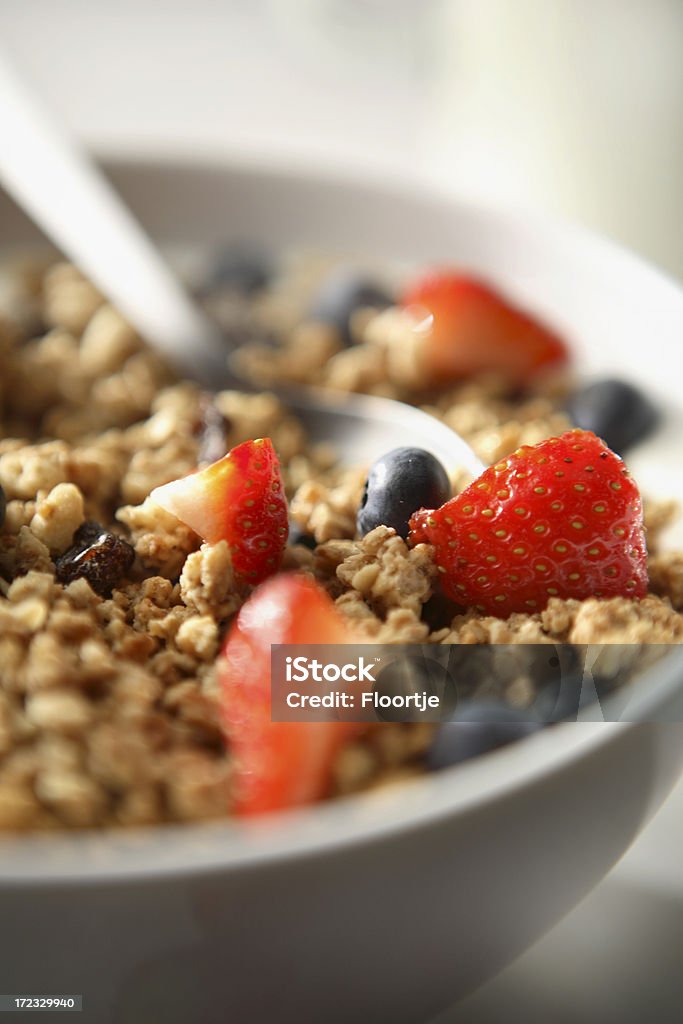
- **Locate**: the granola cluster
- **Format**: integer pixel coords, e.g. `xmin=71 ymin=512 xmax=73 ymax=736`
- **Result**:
xmin=0 ymin=255 xmax=681 ymax=829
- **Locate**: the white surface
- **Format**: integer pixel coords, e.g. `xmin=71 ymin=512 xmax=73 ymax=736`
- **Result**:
xmin=0 ymin=0 xmax=434 ymax=177
xmin=434 ymin=777 xmax=683 ymax=1023
xmin=0 ymin=0 xmax=682 ymax=277
xmin=425 ymin=0 xmax=683 ymax=279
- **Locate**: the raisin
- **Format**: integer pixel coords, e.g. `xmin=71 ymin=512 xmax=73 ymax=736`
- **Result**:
xmin=55 ymin=521 xmax=135 ymax=597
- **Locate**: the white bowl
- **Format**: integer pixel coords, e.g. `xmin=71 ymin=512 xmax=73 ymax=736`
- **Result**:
xmin=1 ymin=159 xmax=682 ymax=1024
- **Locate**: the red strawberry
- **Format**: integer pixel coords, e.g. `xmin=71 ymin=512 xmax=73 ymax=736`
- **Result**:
xmin=401 ymin=270 xmax=569 ymax=386
xmin=151 ymin=437 xmax=287 ymax=584
xmin=409 ymin=429 xmax=648 ymax=615
xmin=219 ymin=573 xmax=362 ymax=816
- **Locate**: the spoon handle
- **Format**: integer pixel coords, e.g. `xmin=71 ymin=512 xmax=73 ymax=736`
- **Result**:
xmin=0 ymin=54 xmax=227 ymax=386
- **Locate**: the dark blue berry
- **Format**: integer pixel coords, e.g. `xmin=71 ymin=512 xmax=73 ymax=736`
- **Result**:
xmin=521 ymin=643 xmax=582 ymax=722
xmin=566 ymin=378 xmax=659 ymax=455
xmin=372 ymin=654 xmax=457 ymax=723
xmin=534 ymin=666 xmax=620 ymax=722
xmin=357 ymin=447 xmax=450 ymax=539
xmin=534 ymin=672 xmax=585 ymax=722
xmin=209 ymin=243 xmax=273 ymax=295
xmin=421 ymin=591 xmax=463 ymax=629
xmin=287 ymin=520 xmax=317 ymax=550
xmin=428 ymin=702 xmax=542 ymax=769
xmin=308 ymin=269 xmax=393 ymax=347
xmin=0 ymin=483 xmax=5 ymax=529
xmin=522 ymin=643 xmax=579 ymax=687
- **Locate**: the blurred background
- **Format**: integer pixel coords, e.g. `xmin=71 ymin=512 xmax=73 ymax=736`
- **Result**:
xmin=0 ymin=2 xmax=681 ymax=1021
xmin=1 ymin=0 xmax=682 ymax=278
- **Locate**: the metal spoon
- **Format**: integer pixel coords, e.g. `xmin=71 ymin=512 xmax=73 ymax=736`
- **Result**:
xmin=0 ymin=55 xmax=484 ymax=478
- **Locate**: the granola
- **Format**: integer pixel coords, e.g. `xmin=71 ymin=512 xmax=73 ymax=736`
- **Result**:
xmin=0 ymin=253 xmax=680 ymax=829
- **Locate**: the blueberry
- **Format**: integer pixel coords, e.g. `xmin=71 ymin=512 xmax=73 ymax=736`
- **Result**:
xmin=566 ymin=378 xmax=659 ymax=455
xmin=421 ymin=590 xmax=463 ymax=629
xmin=520 ymin=642 xmax=580 ymax=689
xmin=534 ymin=672 xmax=585 ymax=722
xmin=208 ymin=243 xmax=273 ymax=295
xmin=55 ymin=522 xmax=135 ymax=597
xmin=287 ymin=520 xmax=317 ymax=550
xmin=534 ymin=667 xmax=621 ymax=722
xmin=520 ymin=643 xmax=582 ymax=722
xmin=308 ymin=269 xmax=393 ymax=347
xmin=428 ymin=701 xmax=542 ymax=770
xmin=372 ymin=654 xmax=457 ymax=723
xmin=0 ymin=483 xmax=5 ymax=529
xmin=357 ymin=447 xmax=451 ymax=539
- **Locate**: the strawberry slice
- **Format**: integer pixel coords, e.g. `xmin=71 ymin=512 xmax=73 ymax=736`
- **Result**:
xmin=409 ymin=429 xmax=648 ymax=615
xmin=219 ymin=573 xmax=361 ymax=815
xmin=151 ymin=437 xmax=287 ymax=584
xmin=401 ymin=270 xmax=569 ymax=386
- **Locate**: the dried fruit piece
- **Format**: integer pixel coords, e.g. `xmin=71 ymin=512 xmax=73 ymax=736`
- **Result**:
xmin=55 ymin=521 xmax=135 ymax=597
